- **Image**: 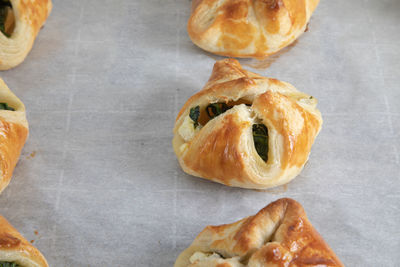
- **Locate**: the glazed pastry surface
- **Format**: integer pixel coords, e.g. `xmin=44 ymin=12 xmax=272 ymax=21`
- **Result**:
xmin=173 ymin=59 xmax=322 ymax=189
xmin=174 ymin=198 xmax=344 ymax=267
xmin=0 ymin=0 xmax=52 ymax=70
xmin=188 ymin=0 xmax=319 ymax=58
xmin=0 ymin=215 xmax=48 ymax=267
xmin=0 ymin=78 xmax=28 ymax=194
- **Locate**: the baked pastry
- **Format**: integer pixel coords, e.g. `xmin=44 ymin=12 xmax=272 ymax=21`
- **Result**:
xmin=174 ymin=198 xmax=343 ymax=267
xmin=0 ymin=78 xmax=28 ymax=194
xmin=172 ymin=59 xmax=322 ymax=189
xmin=0 ymin=0 xmax=52 ymax=70
xmin=0 ymin=215 xmax=48 ymax=267
xmin=188 ymin=0 xmax=319 ymax=58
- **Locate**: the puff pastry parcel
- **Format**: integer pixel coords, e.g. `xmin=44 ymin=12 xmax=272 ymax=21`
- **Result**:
xmin=173 ymin=59 xmax=322 ymax=189
xmin=175 ymin=198 xmax=343 ymax=267
xmin=0 ymin=78 xmax=28 ymax=194
xmin=0 ymin=0 xmax=52 ymax=70
xmin=188 ymin=0 xmax=319 ymax=58
xmin=0 ymin=215 xmax=48 ymax=267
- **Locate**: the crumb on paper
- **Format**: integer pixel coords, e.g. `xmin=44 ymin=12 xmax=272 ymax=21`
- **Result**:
xmin=26 ymin=151 xmax=37 ymax=159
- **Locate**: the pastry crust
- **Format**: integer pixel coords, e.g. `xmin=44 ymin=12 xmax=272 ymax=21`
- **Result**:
xmin=188 ymin=0 xmax=319 ymax=58
xmin=0 ymin=78 xmax=28 ymax=194
xmin=0 ymin=215 xmax=48 ymax=267
xmin=174 ymin=198 xmax=344 ymax=267
xmin=0 ymin=0 xmax=52 ymax=70
xmin=173 ymin=59 xmax=322 ymax=189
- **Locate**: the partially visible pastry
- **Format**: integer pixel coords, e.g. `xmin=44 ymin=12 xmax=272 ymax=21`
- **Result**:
xmin=173 ymin=59 xmax=322 ymax=189
xmin=0 ymin=215 xmax=48 ymax=267
xmin=0 ymin=0 xmax=52 ymax=70
xmin=174 ymin=198 xmax=344 ymax=267
xmin=188 ymin=0 xmax=319 ymax=58
xmin=0 ymin=78 xmax=28 ymax=194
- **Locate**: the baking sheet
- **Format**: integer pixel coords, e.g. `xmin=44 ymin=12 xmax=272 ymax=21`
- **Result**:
xmin=0 ymin=0 xmax=399 ymax=266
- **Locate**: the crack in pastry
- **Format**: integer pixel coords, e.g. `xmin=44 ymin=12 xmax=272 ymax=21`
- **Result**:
xmin=0 ymin=0 xmax=52 ymax=70
xmin=252 ymin=123 xmax=268 ymax=161
xmin=0 ymin=1 xmax=15 ymax=37
xmin=186 ymin=101 xmax=269 ymax=162
xmin=188 ymin=0 xmax=319 ymax=58
xmin=0 ymin=78 xmax=28 ymax=194
xmin=0 ymin=216 xmax=48 ymax=267
xmin=174 ymin=198 xmax=344 ymax=267
xmin=173 ymin=59 xmax=322 ymax=189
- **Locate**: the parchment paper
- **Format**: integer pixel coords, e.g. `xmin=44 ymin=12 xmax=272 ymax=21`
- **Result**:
xmin=0 ymin=0 xmax=399 ymax=266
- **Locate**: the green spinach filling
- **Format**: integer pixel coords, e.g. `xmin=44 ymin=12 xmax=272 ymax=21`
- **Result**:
xmin=189 ymin=106 xmax=200 ymax=129
xmin=252 ymin=124 xmax=269 ymax=162
xmin=0 ymin=0 xmax=13 ymax=37
xmin=0 ymin=102 xmax=14 ymax=111
xmin=0 ymin=262 xmax=19 ymax=267
xmin=205 ymin=103 xmax=232 ymax=119
xmin=189 ymin=103 xmax=269 ymax=162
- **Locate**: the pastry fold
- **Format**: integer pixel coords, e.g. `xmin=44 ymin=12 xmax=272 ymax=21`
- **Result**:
xmin=188 ymin=0 xmax=319 ymax=58
xmin=0 ymin=215 xmax=48 ymax=267
xmin=174 ymin=198 xmax=343 ymax=267
xmin=0 ymin=78 xmax=28 ymax=194
xmin=0 ymin=0 xmax=52 ymax=70
xmin=173 ymin=59 xmax=322 ymax=189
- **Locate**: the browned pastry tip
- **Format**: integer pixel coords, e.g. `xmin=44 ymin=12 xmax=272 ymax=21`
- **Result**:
xmin=188 ymin=0 xmax=319 ymax=58
xmin=0 ymin=78 xmax=28 ymax=194
xmin=0 ymin=215 xmax=48 ymax=267
xmin=174 ymin=198 xmax=344 ymax=267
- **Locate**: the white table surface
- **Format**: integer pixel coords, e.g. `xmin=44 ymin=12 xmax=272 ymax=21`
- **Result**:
xmin=0 ymin=0 xmax=399 ymax=266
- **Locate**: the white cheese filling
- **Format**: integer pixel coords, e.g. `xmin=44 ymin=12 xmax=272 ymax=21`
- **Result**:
xmin=178 ymin=115 xmax=201 ymax=142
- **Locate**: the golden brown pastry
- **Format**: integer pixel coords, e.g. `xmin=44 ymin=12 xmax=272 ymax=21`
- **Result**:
xmin=175 ymin=198 xmax=344 ymax=267
xmin=188 ymin=0 xmax=319 ymax=58
xmin=0 ymin=215 xmax=48 ymax=267
xmin=173 ymin=59 xmax=322 ymax=189
xmin=0 ymin=78 xmax=28 ymax=194
xmin=0 ymin=0 xmax=52 ymax=70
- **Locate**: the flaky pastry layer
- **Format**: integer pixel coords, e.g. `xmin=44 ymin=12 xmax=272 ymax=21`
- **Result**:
xmin=174 ymin=198 xmax=343 ymax=267
xmin=173 ymin=59 xmax=322 ymax=189
xmin=0 ymin=0 xmax=52 ymax=70
xmin=0 ymin=215 xmax=48 ymax=267
xmin=0 ymin=78 xmax=28 ymax=194
xmin=188 ymin=0 xmax=319 ymax=58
